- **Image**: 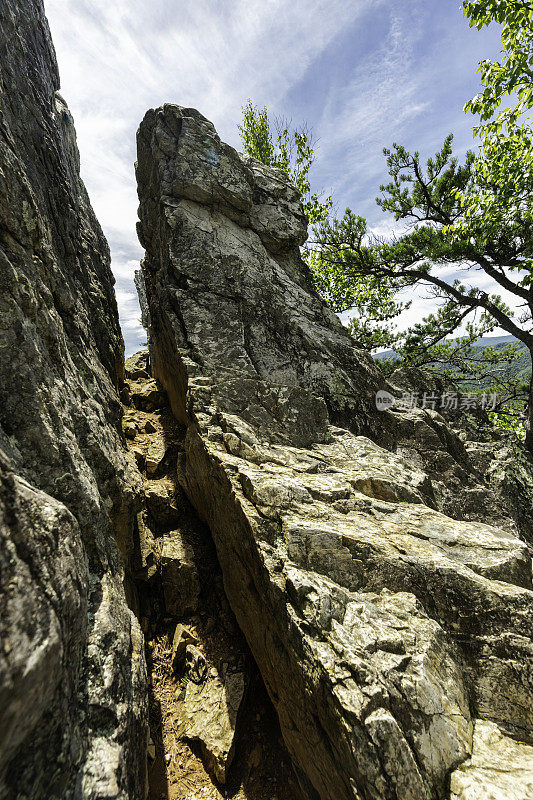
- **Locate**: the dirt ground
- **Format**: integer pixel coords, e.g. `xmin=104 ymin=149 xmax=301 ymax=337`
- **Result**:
xmin=146 ymin=627 xmax=305 ymax=800
xmin=122 ymin=365 xmax=306 ymax=800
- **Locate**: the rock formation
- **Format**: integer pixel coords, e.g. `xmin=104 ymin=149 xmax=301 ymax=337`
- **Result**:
xmin=136 ymin=104 xmax=533 ymax=800
xmin=0 ymin=1 xmax=147 ymax=797
xmin=1 ymin=0 xmax=532 ymax=794
xmin=122 ymin=353 xmax=298 ymax=797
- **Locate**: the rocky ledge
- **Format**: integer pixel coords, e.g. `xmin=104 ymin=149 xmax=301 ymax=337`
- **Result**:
xmin=136 ymin=104 xmax=533 ymax=800
xmin=0 ymin=2 xmax=147 ymax=797
xmin=1 ymin=1 xmax=532 ymax=795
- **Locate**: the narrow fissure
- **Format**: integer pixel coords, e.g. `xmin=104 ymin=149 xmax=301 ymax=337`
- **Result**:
xmin=121 ymin=350 xmax=305 ymax=800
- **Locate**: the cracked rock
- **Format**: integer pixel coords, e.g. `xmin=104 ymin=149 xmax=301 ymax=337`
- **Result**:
xmin=179 ymin=666 xmax=246 ymax=783
xmin=136 ymin=103 xmax=533 ymax=800
xmin=161 ymin=530 xmax=200 ymax=617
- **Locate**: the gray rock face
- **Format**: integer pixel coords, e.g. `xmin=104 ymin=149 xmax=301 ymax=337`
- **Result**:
xmin=179 ymin=667 xmax=246 ymax=784
xmin=161 ymin=529 xmax=201 ymax=616
xmin=0 ymin=2 xmax=147 ymax=797
xmin=0 ymin=451 xmax=87 ymax=794
xmin=135 ymin=108 xmax=380 ymax=434
xmin=137 ymin=105 xmax=533 ymax=800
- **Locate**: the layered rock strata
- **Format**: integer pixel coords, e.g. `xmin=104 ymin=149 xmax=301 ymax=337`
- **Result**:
xmin=0 ymin=2 xmax=147 ymax=797
xmin=136 ymin=104 xmax=533 ymax=800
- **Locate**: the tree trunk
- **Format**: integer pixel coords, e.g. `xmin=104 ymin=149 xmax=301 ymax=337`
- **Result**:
xmin=526 ymin=369 xmax=533 ymax=457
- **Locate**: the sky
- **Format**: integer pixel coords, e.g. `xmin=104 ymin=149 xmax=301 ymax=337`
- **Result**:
xmin=44 ymin=0 xmax=510 ymax=355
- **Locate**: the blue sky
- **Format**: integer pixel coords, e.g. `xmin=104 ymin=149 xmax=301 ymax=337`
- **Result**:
xmin=44 ymin=0 xmax=507 ymax=355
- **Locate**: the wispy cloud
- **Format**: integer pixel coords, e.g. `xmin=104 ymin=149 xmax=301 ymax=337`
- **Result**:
xmin=44 ymin=0 xmax=506 ymax=354
xmin=45 ymin=0 xmax=376 ymax=353
xmin=316 ymin=2 xmax=429 ymax=194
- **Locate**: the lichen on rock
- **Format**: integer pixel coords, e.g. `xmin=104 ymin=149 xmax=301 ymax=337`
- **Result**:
xmin=136 ymin=103 xmax=533 ymax=800
xmin=1 ymin=3 xmax=532 ymax=794
xmin=0 ymin=2 xmax=147 ymax=797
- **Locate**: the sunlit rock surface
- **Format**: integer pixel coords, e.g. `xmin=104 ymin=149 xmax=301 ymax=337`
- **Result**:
xmin=137 ymin=104 xmax=533 ymax=799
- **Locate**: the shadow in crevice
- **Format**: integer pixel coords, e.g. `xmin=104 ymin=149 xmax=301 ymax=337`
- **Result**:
xmin=123 ymin=355 xmax=307 ymax=800
xmin=145 ymin=643 xmax=169 ymax=800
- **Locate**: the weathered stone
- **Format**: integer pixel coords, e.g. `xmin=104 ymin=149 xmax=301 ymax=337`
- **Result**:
xmin=145 ymin=435 xmax=167 ymax=475
xmin=450 ymin=720 xmax=533 ymax=800
xmin=134 ymin=270 xmax=151 ymax=335
xmin=0 ymin=3 xmax=147 ymax=796
xmin=179 ymin=666 xmax=246 ymax=783
xmin=144 ymin=478 xmax=181 ymax=526
xmin=184 ymin=644 xmax=208 ymax=684
xmin=131 ymin=378 xmax=166 ymax=411
xmin=132 ymin=444 xmax=146 ymax=469
xmin=137 ymin=104 xmax=533 ymax=800
xmin=125 ymin=349 xmax=150 ymax=380
xmin=145 ymin=418 xmax=157 ymax=433
xmin=171 ymin=624 xmax=198 ymax=670
xmin=119 ymin=382 xmax=132 ymax=405
xmin=0 ymin=452 xmax=87 ymax=792
xmin=466 ymin=435 xmax=533 ymax=554
xmin=124 ymin=420 xmax=138 ymax=439
xmin=160 ymin=529 xmax=200 ymax=616
xmin=132 ymin=512 xmax=157 ymax=580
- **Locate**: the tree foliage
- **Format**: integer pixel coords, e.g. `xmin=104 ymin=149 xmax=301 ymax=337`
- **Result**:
xmin=456 ymin=1 xmax=533 ymax=286
xmin=316 ymin=0 xmax=533 ymax=447
xmin=306 ymin=219 xmax=408 ymax=350
xmin=464 ymin=0 xmax=533 ymax=132
xmin=238 ymin=100 xmax=403 ymax=350
xmin=316 ymin=131 xmax=531 ymax=432
xmin=237 ymin=0 xmax=533 ymax=450
xmin=238 ymin=100 xmax=331 ymax=225
xmin=306 ymin=210 xmax=407 ymax=350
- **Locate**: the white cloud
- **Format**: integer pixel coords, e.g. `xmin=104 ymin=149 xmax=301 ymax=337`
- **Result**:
xmin=314 ymin=1 xmax=430 ymax=200
xmin=44 ymin=0 xmax=377 ymax=351
xmin=43 ymin=0 xmax=506 ymax=356
xmin=115 ymin=287 xmax=141 ymax=329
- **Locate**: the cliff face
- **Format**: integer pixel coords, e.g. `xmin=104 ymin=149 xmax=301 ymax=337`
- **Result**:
xmin=137 ymin=105 xmax=533 ymax=800
xmin=0 ymin=2 xmax=147 ymax=797
xmin=1 ymin=3 xmax=532 ymax=794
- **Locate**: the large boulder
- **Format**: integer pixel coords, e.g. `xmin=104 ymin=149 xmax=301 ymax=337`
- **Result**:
xmin=137 ymin=104 xmax=533 ymax=800
xmin=0 ymin=2 xmax=147 ymax=797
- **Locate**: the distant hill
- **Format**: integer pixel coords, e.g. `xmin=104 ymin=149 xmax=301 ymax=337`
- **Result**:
xmin=374 ymin=335 xmax=531 ymax=384
xmin=376 ymin=335 xmax=520 ymax=360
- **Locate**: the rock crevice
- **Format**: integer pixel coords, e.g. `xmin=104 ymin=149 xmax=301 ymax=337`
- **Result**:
xmin=122 ymin=351 xmax=307 ymax=799
xmin=136 ymin=104 xmax=533 ymax=800
xmin=1 ymin=5 xmax=532 ymax=796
